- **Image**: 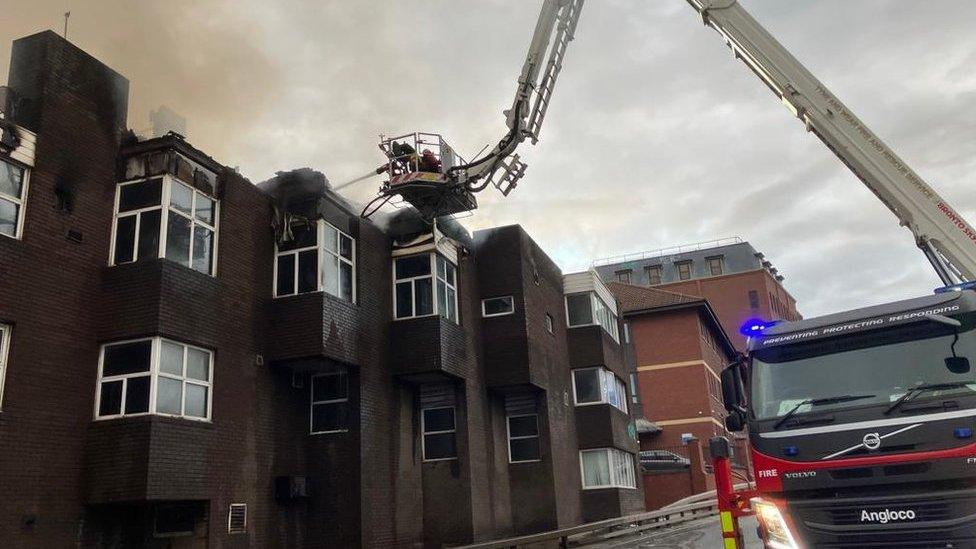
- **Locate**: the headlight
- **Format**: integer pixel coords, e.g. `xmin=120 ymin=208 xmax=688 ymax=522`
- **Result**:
xmin=751 ymin=497 xmax=799 ymax=549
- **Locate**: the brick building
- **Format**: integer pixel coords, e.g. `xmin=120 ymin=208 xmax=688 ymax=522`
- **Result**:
xmin=0 ymin=31 xmax=643 ymax=548
xmin=594 ymin=237 xmax=801 ymax=350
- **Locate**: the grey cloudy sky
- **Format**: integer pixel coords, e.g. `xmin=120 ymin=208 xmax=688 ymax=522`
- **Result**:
xmin=3 ymin=0 xmax=975 ymax=317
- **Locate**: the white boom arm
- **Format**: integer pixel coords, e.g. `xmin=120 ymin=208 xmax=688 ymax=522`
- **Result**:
xmin=687 ymin=0 xmax=976 ymax=284
xmin=454 ymin=0 xmax=584 ymax=196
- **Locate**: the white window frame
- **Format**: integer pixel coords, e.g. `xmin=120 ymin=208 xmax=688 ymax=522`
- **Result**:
xmin=165 ymin=179 xmax=219 ymax=275
xmin=273 ymin=219 xmax=356 ymax=302
xmin=310 ymin=369 xmax=348 ymax=435
xmin=393 ymin=253 xmax=458 ymax=323
xmin=0 ymin=158 xmax=29 ymax=240
xmin=421 ymin=405 xmax=457 ymax=462
xmin=565 ymin=292 xmax=619 ymax=342
xmin=109 ymin=175 xmax=220 ymax=276
xmin=571 ymin=367 xmax=628 ymax=413
xmin=94 ymin=337 xmax=213 ymax=422
xmin=579 ymin=448 xmax=637 ymax=490
xmin=227 ymin=503 xmax=247 ymax=534
xmin=545 ymin=313 xmax=554 ymax=334
xmin=481 ymin=296 xmax=514 ymax=318
xmin=0 ymin=324 xmax=10 ymax=409
xmin=507 ymin=413 xmax=541 ymax=464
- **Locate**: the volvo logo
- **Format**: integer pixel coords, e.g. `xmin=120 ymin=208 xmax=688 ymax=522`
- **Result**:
xmin=862 ymin=432 xmax=882 ymax=450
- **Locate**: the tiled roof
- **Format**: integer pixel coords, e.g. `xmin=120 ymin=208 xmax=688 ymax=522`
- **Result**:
xmin=606 ymin=281 xmax=703 ymax=314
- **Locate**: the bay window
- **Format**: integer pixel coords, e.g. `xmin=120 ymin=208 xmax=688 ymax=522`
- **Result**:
xmin=566 ymin=291 xmax=619 ymax=341
xmin=394 ymin=253 xmax=458 ymax=322
xmin=0 ymin=158 xmax=28 ymax=239
xmin=572 ymin=367 xmax=628 ymax=413
xmin=580 ymin=448 xmax=637 ymax=489
xmin=111 ymin=176 xmax=219 ymax=276
xmin=274 ymin=219 xmax=355 ymax=302
xmin=95 ymin=338 xmax=212 ymax=421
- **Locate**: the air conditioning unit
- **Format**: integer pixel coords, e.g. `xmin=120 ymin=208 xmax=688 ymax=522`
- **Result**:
xmin=275 ymin=475 xmax=309 ymax=501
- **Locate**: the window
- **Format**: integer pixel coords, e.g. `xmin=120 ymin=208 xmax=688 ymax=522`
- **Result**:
xmin=275 ymin=220 xmax=355 ymax=301
xmin=311 ymin=369 xmax=348 ymax=434
xmin=0 ymin=158 xmax=28 ymax=239
xmin=645 ymin=265 xmax=662 ymax=285
xmin=507 ymin=414 xmax=541 ymax=463
xmin=580 ymin=448 xmax=637 ymax=489
xmin=545 ymin=313 xmax=554 ymax=334
xmin=394 ymin=254 xmax=457 ymax=322
xmin=615 ymin=270 xmax=632 ymax=284
xmin=572 ymin=367 xmax=628 ymax=413
xmin=482 ymin=296 xmax=514 ymax=317
xmin=111 ymin=177 xmax=219 ymax=275
xmin=154 ymin=503 xmax=199 ymax=538
xmin=565 ymin=292 xmax=619 ymax=341
xmin=95 ymin=338 xmax=212 ymax=421
xmin=748 ymin=290 xmax=760 ymax=309
xmin=422 ymin=406 xmax=457 ymax=461
xmin=706 ymin=256 xmax=724 ymax=276
xmin=228 ymin=504 xmax=247 ymax=534
xmin=0 ymin=324 xmax=9 ymax=408
xmin=623 ymin=322 xmax=630 ymax=344
xmin=676 ymin=261 xmax=692 ymax=280
xmin=629 ymin=373 xmax=640 ymax=404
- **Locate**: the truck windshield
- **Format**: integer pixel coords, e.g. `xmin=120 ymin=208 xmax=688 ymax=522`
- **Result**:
xmin=751 ymin=320 xmax=976 ymax=421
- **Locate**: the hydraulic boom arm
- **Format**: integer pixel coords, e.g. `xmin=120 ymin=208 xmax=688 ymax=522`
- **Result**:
xmin=686 ymin=0 xmax=976 ymax=284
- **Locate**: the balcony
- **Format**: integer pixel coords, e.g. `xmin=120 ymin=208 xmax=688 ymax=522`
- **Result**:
xmin=390 ymin=316 xmax=468 ymax=383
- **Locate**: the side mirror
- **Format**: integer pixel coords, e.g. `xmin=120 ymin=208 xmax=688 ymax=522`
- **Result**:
xmin=946 ymin=356 xmax=971 ymax=374
xmin=720 ymin=358 xmax=748 ymax=433
xmin=725 ymin=412 xmax=745 ymax=432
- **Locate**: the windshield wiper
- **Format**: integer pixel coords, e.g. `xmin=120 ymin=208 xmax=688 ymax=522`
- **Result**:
xmin=884 ymin=381 xmax=976 ymax=415
xmin=773 ymin=394 xmax=876 ymax=430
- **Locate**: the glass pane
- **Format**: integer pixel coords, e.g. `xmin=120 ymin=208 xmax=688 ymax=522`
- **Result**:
xmin=185 ymin=383 xmax=208 ymax=418
xmin=297 ymin=250 xmax=318 ymax=293
xmin=195 ymin=195 xmax=216 ymax=225
xmin=137 ymin=209 xmax=161 ymax=261
xmin=566 ymin=293 xmax=593 ymax=326
xmin=125 ymin=375 xmax=151 ymax=414
xmin=192 ymin=225 xmax=214 ymax=275
xmin=0 ymin=160 xmax=23 ymax=198
xmin=322 ymin=255 xmax=340 ymax=297
xmin=278 ymin=222 xmax=317 ymax=252
xmin=395 ymin=255 xmax=430 ymax=279
xmin=340 ymin=262 xmax=353 ymax=302
xmin=436 ymin=255 xmax=447 ymax=279
xmin=582 ymin=450 xmax=610 ymax=487
xmin=113 ymin=215 xmax=136 ymax=264
xmin=510 ymin=438 xmax=541 ymax=462
xmin=160 ymin=340 xmax=184 ymax=375
xmin=423 ymin=407 xmax=454 ymax=432
xmin=508 ymin=415 xmax=538 ymax=437
xmin=311 ymin=402 xmax=346 ymax=432
xmin=156 ymin=377 xmax=183 ymax=415
xmin=415 ymin=278 xmax=433 ymax=316
xmin=573 ymin=369 xmax=601 ymax=404
xmin=276 ymin=255 xmax=296 ymax=296
xmin=0 ymin=199 xmax=18 ymax=237
xmin=103 ymin=340 xmax=152 ymax=376
xmin=186 ymin=348 xmax=210 ymax=381
xmin=170 ymin=182 xmax=193 ymax=215
xmin=436 ymin=280 xmax=447 ymax=318
xmin=445 ymin=262 xmax=455 ymax=286
xmin=322 ymin=224 xmax=338 ymax=253
xmin=446 ymin=288 xmax=457 ymax=322
xmin=395 ymin=282 xmax=412 ymax=318
xmin=339 ymin=234 xmax=353 ymax=260
xmin=424 ymin=433 xmax=457 ymax=460
xmin=119 ymin=178 xmax=163 ymax=212
xmin=483 ymin=297 xmax=513 ymax=316
xmin=98 ymin=380 xmax=123 ymax=416
xmin=312 ymin=371 xmax=346 ymax=401
xmin=165 ymin=213 xmax=191 ymax=266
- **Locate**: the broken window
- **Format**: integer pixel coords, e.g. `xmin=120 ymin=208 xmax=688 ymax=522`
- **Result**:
xmin=422 ymin=406 xmax=457 ymax=461
xmin=393 ymin=253 xmax=457 ymax=322
xmin=507 ymin=414 xmax=541 ymax=463
xmin=676 ymin=261 xmax=692 ymax=280
xmin=482 ymin=296 xmax=514 ymax=317
xmin=0 ymin=158 xmax=27 ymax=239
xmin=112 ymin=176 xmax=218 ymax=275
xmin=645 ymin=265 xmax=662 ymax=285
xmin=0 ymin=324 xmax=9 ymax=409
xmin=311 ymin=369 xmax=348 ymax=434
xmin=97 ymin=338 xmax=212 ymax=420
xmin=274 ymin=220 xmax=356 ymax=302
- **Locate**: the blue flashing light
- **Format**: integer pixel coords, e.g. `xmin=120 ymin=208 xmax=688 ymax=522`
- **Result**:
xmin=935 ymin=281 xmax=976 ymax=294
xmin=954 ymin=427 xmax=973 ymax=439
xmin=783 ymin=446 xmax=799 ymax=457
xmin=740 ymin=318 xmax=777 ymax=337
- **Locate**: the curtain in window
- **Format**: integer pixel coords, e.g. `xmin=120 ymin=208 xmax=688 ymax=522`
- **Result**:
xmin=582 ymin=450 xmax=610 ymax=487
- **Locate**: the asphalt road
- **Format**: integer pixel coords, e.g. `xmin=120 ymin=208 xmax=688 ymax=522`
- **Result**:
xmin=616 ymin=515 xmax=763 ymax=548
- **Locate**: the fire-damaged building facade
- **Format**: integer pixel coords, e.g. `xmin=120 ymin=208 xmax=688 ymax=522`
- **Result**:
xmin=0 ymin=31 xmax=644 ymax=548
